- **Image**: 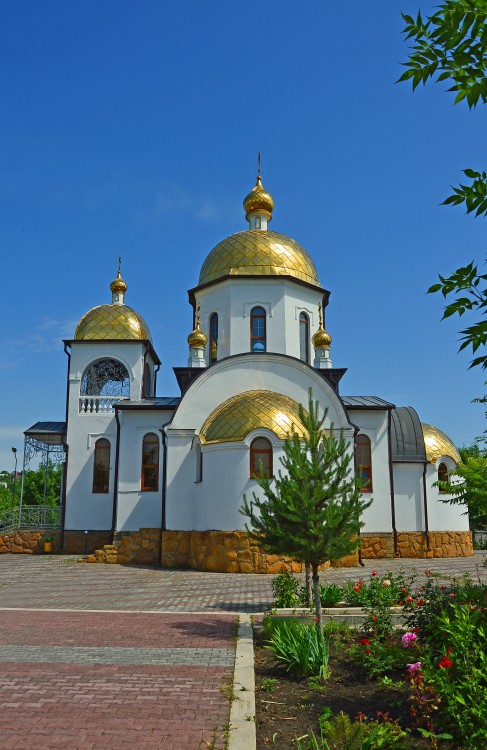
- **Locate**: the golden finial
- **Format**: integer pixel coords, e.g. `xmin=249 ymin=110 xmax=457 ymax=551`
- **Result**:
xmin=243 ymin=154 xmax=274 ymax=220
xmin=187 ymin=305 xmax=208 ymax=348
xmin=110 ymin=257 xmax=127 ymax=295
xmin=312 ymin=304 xmax=332 ymax=349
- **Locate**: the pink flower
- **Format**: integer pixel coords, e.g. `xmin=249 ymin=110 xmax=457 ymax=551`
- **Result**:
xmin=406 ymin=661 xmax=421 ymax=674
xmin=402 ymin=632 xmax=417 ymax=648
xmin=383 ymin=579 xmax=391 ymax=587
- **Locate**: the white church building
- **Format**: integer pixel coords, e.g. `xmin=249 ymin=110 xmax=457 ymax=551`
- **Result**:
xmin=24 ymin=171 xmax=472 ymax=569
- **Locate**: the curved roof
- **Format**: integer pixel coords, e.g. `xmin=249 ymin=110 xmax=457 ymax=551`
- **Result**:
xmin=391 ymin=407 xmax=427 ymax=462
xmin=200 ymin=390 xmax=308 ymax=444
xmin=75 ymin=304 xmax=152 ymax=342
xmin=198 ymin=230 xmax=321 ymax=287
xmin=421 ymin=423 xmax=461 ymax=464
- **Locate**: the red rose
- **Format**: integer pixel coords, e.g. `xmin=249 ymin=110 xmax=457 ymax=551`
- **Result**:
xmin=371 ymin=571 xmax=377 ymax=576
xmin=438 ymin=656 xmax=453 ymax=669
xmin=360 ymin=638 xmax=370 ymax=645
xmin=365 ymin=649 xmax=371 ymax=655
xmin=372 ymin=616 xmax=378 ymax=621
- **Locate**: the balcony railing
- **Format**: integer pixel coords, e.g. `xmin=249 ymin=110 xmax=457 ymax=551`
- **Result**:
xmin=79 ymin=396 xmax=128 ymax=413
xmin=0 ymin=506 xmax=62 ymax=535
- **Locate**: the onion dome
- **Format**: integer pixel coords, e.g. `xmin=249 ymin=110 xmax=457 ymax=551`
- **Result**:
xmin=243 ymin=174 xmax=275 ymax=220
xmin=74 ymin=268 xmax=152 ymax=342
xmin=187 ymin=306 xmax=207 ymax=348
xmin=421 ymin=423 xmax=461 ymax=464
xmin=198 ymin=230 xmax=321 ymax=287
xmin=200 ymin=390 xmax=308 ymax=444
xmin=312 ymin=306 xmax=332 ymax=349
xmin=110 ymin=270 xmax=127 ymax=295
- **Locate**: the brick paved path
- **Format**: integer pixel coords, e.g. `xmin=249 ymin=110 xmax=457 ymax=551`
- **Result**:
xmin=0 ymin=611 xmax=236 ymax=750
xmin=0 ymin=553 xmax=485 ymax=749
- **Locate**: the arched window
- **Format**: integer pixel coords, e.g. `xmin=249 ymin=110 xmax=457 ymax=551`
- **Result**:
xmin=209 ymin=313 xmax=218 ymax=364
xmin=250 ymin=437 xmax=273 ymax=478
xmin=142 ymin=362 xmax=152 ymax=398
xmin=195 ymin=442 xmax=203 ymax=482
xmin=80 ymin=358 xmax=130 ymax=413
xmin=299 ymin=312 xmax=310 ymax=363
xmin=141 ymin=433 xmax=159 ymax=491
xmin=250 ymin=307 xmax=266 ymax=353
xmin=438 ymin=462 xmax=449 ymax=492
xmin=356 ymin=434 xmax=372 ymax=492
xmin=93 ymin=438 xmax=110 ymax=493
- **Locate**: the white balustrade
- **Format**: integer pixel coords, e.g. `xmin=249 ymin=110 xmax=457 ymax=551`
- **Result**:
xmin=78 ymin=396 xmax=128 ymax=413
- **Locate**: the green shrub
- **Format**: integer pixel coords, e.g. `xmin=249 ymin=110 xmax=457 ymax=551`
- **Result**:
xmin=319 ymin=583 xmax=344 ymax=607
xmin=272 ymin=571 xmax=300 ymax=607
xmin=263 ymin=616 xmax=330 ymax=679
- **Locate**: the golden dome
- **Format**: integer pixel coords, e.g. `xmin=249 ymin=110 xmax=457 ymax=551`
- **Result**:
xmin=243 ymin=175 xmax=275 ymax=219
xmin=110 ymin=271 xmax=127 ymax=294
xmin=198 ymin=230 xmax=321 ymax=287
xmin=200 ymin=390 xmax=308 ymax=444
xmin=312 ymin=326 xmax=332 ymax=350
xmin=187 ymin=322 xmax=207 ymax=348
xmin=75 ymin=304 xmax=152 ymax=342
xmin=421 ymin=423 xmax=461 ymax=464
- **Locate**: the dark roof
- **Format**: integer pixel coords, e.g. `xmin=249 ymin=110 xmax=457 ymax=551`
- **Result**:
xmin=116 ymin=397 xmax=180 ymax=410
xmin=24 ymin=422 xmax=67 ymax=446
xmin=390 ymin=407 xmax=426 ymax=462
xmin=343 ymin=396 xmax=395 ymax=409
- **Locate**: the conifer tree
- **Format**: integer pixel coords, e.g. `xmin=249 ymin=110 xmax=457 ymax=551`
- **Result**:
xmin=240 ymin=390 xmax=372 ymax=632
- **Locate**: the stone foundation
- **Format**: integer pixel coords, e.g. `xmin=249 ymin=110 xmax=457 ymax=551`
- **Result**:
xmin=63 ymin=530 xmax=112 ymax=555
xmin=0 ymin=530 xmax=62 ymax=554
xmin=81 ymin=528 xmax=160 ymax=566
xmin=161 ymin=530 xmax=358 ymax=572
xmin=360 ymin=531 xmax=473 ymax=559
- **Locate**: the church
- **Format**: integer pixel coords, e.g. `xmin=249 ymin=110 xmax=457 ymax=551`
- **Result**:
xmin=24 ymin=170 xmax=473 ymax=569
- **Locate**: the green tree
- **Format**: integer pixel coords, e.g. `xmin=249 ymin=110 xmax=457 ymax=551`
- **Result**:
xmin=399 ymin=1 xmax=487 ymax=368
xmin=240 ymin=390 xmax=371 ymax=632
xmin=0 ymin=462 xmax=62 ymax=514
xmin=436 ymin=443 xmax=487 ymax=527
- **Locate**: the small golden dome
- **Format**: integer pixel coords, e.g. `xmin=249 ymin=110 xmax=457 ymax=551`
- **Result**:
xmin=421 ymin=423 xmax=461 ymax=464
xmin=198 ymin=230 xmax=321 ymax=287
xmin=110 ymin=271 xmax=127 ymax=294
xmin=187 ymin=322 xmax=207 ymax=348
xmin=200 ymin=390 xmax=308 ymax=444
xmin=312 ymin=326 xmax=332 ymax=349
xmin=243 ymin=175 xmax=275 ymax=219
xmin=75 ymin=304 xmax=152 ymax=341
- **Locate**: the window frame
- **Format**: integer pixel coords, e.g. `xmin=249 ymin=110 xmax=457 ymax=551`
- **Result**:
xmin=356 ymin=433 xmax=373 ymax=492
xmin=209 ymin=312 xmax=218 ymax=365
xmin=438 ymin=462 xmax=449 ymax=492
xmin=141 ymin=432 xmax=160 ymax=492
xmin=250 ymin=436 xmax=273 ymax=479
xmin=250 ymin=306 xmax=267 ymax=353
xmin=299 ymin=311 xmax=310 ymax=363
xmin=92 ymin=438 xmax=111 ymax=494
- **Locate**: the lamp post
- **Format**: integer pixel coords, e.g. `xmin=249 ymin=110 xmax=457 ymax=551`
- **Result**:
xmin=11 ymin=447 xmax=17 ymax=508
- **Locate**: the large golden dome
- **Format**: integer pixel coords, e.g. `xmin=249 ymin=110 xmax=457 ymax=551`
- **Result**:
xmin=75 ymin=304 xmax=152 ymax=342
xmin=198 ymin=230 xmax=321 ymax=287
xmin=421 ymin=423 xmax=460 ymax=464
xmin=200 ymin=390 xmax=308 ymax=444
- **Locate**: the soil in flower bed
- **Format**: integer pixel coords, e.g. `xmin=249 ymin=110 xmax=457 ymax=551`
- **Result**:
xmin=254 ymin=625 xmax=431 ymax=749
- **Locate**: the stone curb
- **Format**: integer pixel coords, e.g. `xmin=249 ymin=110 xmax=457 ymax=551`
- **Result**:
xmin=269 ymin=606 xmax=407 ymax=625
xmin=228 ymin=614 xmax=256 ymax=750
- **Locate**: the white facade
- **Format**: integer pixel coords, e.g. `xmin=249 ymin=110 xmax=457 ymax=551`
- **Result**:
xmin=35 ymin=173 xmax=467 ymax=555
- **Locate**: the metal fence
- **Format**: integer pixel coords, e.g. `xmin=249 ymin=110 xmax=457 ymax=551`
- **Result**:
xmin=0 ymin=506 xmax=62 ymax=535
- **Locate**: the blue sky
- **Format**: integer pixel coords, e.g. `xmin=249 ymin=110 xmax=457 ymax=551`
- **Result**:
xmin=1 ymin=0 xmax=486 ymax=472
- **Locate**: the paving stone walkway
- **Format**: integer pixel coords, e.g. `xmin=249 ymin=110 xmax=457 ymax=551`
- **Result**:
xmin=0 ymin=553 xmax=485 ymax=749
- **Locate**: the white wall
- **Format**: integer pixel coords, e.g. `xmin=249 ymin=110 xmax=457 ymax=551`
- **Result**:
xmin=425 ymin=462 xmax=470 ymax=531
xmin=194 ymin=278 xmax=323 ymax=362
xmin=393 ymin=463 xmax=425 ymax=532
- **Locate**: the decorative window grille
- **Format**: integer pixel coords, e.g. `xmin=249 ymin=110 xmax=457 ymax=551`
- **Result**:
xmin=80 ymin=358 xmax=130 ymax=413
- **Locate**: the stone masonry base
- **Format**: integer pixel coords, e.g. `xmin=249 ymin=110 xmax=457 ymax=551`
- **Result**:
xmin=360 ymin=531 xmax=473 ymax=559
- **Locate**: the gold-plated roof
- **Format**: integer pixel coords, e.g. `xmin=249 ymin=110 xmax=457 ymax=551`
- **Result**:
xmin=243 ymin=175 xmax=275 ymax=218
xmin=198 ymin=230 xmax=321 ymax=287
xmin=110 ymin=271 xmax=127 ymax=294
xmin=75 ymin=304 xmax=152 ymax=342
xmin=421 ymin=423 xmax=461 ymax=464
xmin=200 ymin=390 xmax=308 ymax=444
xmin=312 ymin=326 xmax=332 ymax=349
